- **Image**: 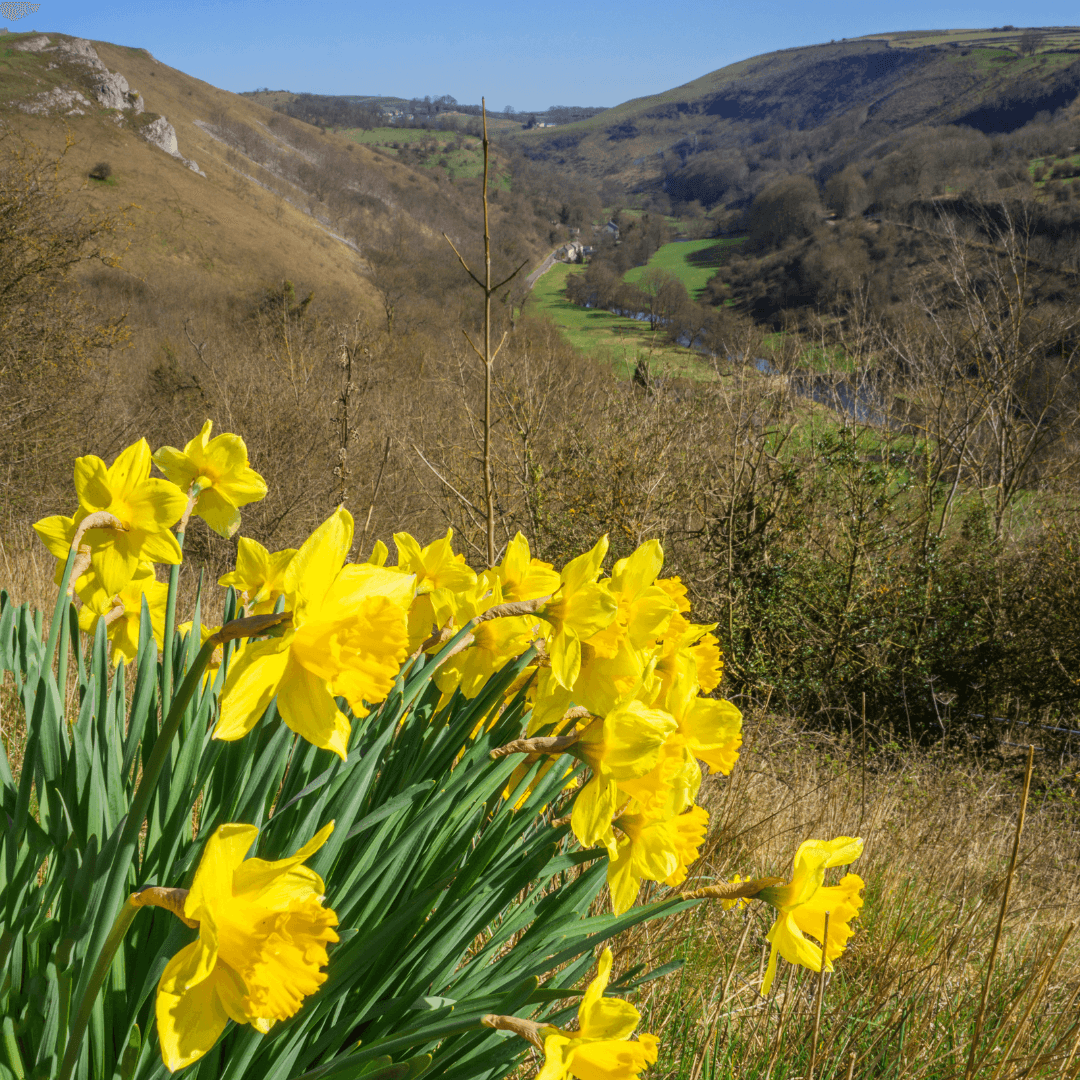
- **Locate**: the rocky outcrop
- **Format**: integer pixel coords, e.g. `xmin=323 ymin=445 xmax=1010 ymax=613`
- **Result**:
xmin=138 ymin=117 xmax=205 ymax=177
xmin=13 ymin=34 xmax=51 ymax=53
xmin=91 ymin=70 xmax=142 ymax=112
xmin=18 ymin=86 xmax=92 ymax=115
xmin=56 ymin=38 xmax=106 ymax=68
xmin=9 ymin=34 xmax=199 ymax=174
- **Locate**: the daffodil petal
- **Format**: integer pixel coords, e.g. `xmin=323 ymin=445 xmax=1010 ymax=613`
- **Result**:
xmin=286 ymin=507 xmax=353 ymax=616
xmin=186 ymin=825 xmax=259 ymax=921
xmin=276 ymin=657 xmax=351 ymax=761
xmin=157 ymin=948 xmax=248 ymax=1071
xmin=194 ymin=487 xmax=242 ymax=538
xmin=214 ymin=636 xmax=290 ymax=742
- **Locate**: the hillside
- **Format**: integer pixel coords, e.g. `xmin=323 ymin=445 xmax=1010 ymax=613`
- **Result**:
xmin=507 ymin=27 xmax=1080 ymax=196
xmin=0 ymin=28 xmax=567 ymax=549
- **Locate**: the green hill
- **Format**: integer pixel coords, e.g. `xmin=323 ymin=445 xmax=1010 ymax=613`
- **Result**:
xmin=506 ymin=27 xmax=1080 ymax=198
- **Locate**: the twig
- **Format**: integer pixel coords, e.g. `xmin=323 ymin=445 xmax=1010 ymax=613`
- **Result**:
xmin=358 ymin=436 xmax=391 ymax=556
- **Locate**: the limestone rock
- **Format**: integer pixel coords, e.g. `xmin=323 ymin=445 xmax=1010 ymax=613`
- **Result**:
xmin=56 ymin=38 xmax=106 ymax=70
xmin=13 ymin=34 xmax=50 ymax=52
xmin=138 ymin=116 xmax=204 ymax=177
xmin=17 ymin=87 xmax=92 ymax=115
xmin=92 ymin=70 xmax=131 ymax=110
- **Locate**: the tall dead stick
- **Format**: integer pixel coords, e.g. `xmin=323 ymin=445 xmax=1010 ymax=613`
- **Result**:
xmin=442 ymin=99 xmax=527 ymax=568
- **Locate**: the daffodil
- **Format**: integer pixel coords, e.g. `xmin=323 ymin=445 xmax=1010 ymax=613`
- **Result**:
xmin=571 ymin=700 xmax=676 ymax=854
xmin=218 ymin=537 xmax=297 ymax=614
xmin=77 ymin=562 xmax=167 ymax=666
xmin=756 ymin=836 xmax=865 ymax=995
xmin=616 ymin=733 xmax=701 ymax=819
xmin=33 ymin=512 xmax=93 ymax=592
xmin=154 ymin=420 xmax=268 ymax=538
xmin=434 ymin=575 xmax=539 ymax=700
xmin=539 ymin=536 xmax=617 ymax=689
xmin=134 ymin=821 xmax=338 ymax=1070
xmin=586 ymin=540 xmax=676 ymax=660
xmin=606 ymin=804 xmax=709 ymax=915
xmin=536 ymin=948 xmax=659 ymax=1080
xmin=34 ymin=439 xmax=187 ymax=596
xmin=654 ymin=576 xmax=691 ymax=614
xmin=526 ymin=642 xmax=645 ymax=736
xmin=664 ymin=686 xmax=742 ymax=777
xmin=647 ymin=614 xmax=723 ymax=708
xmin=214 ymin=508 xmax=414 ymax=760
xmin=496 ymin=531 xmax=561 ymax=602
xmin=393 ymin=528 xmax=477 ymax=649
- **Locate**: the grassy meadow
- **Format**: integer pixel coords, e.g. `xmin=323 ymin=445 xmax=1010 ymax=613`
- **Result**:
xmin=337 ymin=125 xmax=500 ymax=179
xmin=526 ymin=260 xmax=715 ymax=379
xmin=624 ymin=238 xmax=743 ymax=298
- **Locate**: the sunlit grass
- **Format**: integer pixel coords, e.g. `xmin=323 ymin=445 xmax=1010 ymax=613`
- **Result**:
xmin=624 ymin=238 xmax=742 ymax=298
xmin=526 ymin=262 xmax=715 ymax=379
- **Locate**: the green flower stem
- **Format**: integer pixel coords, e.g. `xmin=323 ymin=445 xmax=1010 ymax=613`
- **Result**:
xmin=61 ymin=636 xmax=217 ymax=1080
xmin=162 ymin=481 xmax=206 ymax=708
xmin=161 ymin=555 xmax=183 ymax=711
xmin=44 ymin=544 xmax=78 ymax=671
xmin=57 ymin=898 xmax=141 ymax=1080
xmin=1 ymin=1015 xmax=26 ymax=1080
xmin=57 ymin=599 xmax=74 ymax=705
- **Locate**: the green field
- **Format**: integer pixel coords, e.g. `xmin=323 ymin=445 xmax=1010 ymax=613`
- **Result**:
xmin=624 ymin=238 xmax=742 ymax=297
xmin=337 ymin=126 xmax=493 ymax=179
xmin=526 ymin=263 xmax=714 ymax=380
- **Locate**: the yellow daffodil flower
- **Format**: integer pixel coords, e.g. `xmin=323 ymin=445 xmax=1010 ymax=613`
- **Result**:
xmin=153 ymin=420 xmax=268 ymax=538
xmin=34 ymin=439 xmax=187 ymax=596
xmin=77 ymin=562 xmax=167 ymax=667
xmin=690 ymin=629 xmax=723 ymax=695
xmin=218 ymin=537 xmax=297 ymax=614
xmin=496 ymin=531 xmax=561 ymax=602
xmin=526 ymin=641 xmax=646 ymax=736
xmin=393 ymin=528 xmax=477 ymax=650
xmin=617 ymin=733 xmax=701 ymax=819
xmin=434 ymin=575 xmax=539 ymax=701
xmin=587 ymin=540 xmax=676 ymax=660
xmin=648 ymin=613 xmax=722 ymax=706
xmin=536 ymin=948 xmax=659 ymax=1080
xmin=539 ymin=536 xmax=617 ymax=689
xmin=664 ymin=685 xmax=743 ymax=777
xmin=33 ymin=513 xmax=94 ymax=592
xmin=606 ymin=804 xmax=709 ymax=914
xmin=571 ymin=700 xmax=677 ymax=854
xmin=214 ymin=508 xmax=414 ymax=760
xmin=654 ymin=576 xmax=691 ymax=614
xmin=756 ymin=836 xmax=865 ymax=996
xmin=145 ymin=821 xmax=338 ymax=1070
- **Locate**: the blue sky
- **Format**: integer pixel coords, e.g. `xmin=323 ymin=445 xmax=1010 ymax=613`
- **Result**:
xmin=6 ymin=0 xmax=1080 ymax=110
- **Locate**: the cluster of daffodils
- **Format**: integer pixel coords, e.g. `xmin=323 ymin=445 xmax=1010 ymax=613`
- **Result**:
xmin=34 ymin=423 xmax=865 ymax=1076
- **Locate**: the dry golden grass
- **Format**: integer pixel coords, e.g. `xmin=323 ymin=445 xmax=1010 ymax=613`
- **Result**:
xmin=612 ymin=712 xmax=1080 ymax=1079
